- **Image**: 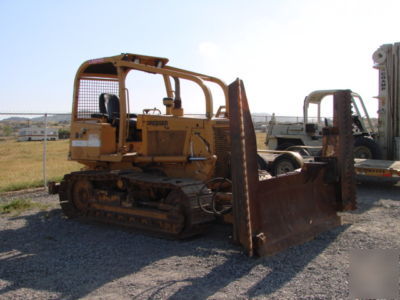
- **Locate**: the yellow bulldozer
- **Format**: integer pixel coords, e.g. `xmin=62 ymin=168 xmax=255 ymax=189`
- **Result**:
xmin=50 ymin=53 xmax=356 ymax=256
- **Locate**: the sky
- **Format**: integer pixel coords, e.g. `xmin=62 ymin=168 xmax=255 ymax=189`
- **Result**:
xmin=1 ymin=0 xmax=400 ymax=117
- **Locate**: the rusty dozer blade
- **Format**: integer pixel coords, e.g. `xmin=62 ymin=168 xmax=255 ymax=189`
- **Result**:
xmin=229 ymin=79 xmax=356 ymax=257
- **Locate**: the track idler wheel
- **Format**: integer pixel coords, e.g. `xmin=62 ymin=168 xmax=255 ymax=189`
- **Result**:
xmin=59 ymin=178 xmax=77 ymax=218
xmin=71 ymin=179 xmax=94 ymax=215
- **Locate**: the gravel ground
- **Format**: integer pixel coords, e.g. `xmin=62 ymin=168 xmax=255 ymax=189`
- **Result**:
xmin=0 ymin=182 xmax=399 ymax=299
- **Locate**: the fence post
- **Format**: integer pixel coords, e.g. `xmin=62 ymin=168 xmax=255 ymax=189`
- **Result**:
xmin=43 ymin=113 xmax=48 ymax=189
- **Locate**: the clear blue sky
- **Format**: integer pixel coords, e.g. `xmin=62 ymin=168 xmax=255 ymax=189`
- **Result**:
xmin=1 ymin=0 xmax=400 ymax=116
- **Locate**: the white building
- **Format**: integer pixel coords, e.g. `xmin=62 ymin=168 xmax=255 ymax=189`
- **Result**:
xmin=18 ymin=127 xmax=59 ymax=141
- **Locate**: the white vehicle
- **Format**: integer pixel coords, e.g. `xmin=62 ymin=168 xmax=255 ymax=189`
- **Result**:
xmin=266 ymin=90 xmax=381 ymax=159
xmin=18 ymin=127 xmax=59 ymax=141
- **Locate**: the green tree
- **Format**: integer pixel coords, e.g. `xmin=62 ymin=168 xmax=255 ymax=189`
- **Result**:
xmin=58 ymin=128 xmax=70 ymax=139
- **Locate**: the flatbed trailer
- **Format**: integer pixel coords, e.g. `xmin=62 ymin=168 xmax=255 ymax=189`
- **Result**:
xmin=282 ymin=145 xmax=400 ymax=181
xmin=262 ymin=152 xmax=400 ymax=181
xmin=354 ymin=158 xmax=400 ymax=179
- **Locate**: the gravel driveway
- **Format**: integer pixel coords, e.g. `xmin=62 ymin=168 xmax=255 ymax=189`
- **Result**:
xmin=0 ymin=182 xmax=399 ymax=299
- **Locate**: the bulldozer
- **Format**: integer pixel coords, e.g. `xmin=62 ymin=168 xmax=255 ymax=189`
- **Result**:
xmin=50 ymin=53 xmax=356 ymax=256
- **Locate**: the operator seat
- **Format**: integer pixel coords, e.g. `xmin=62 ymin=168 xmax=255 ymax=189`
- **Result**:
xmin=99 ymin=93 xmax=120 ymax=121
xmin=98 ymin=93 xmax=140 ymax=141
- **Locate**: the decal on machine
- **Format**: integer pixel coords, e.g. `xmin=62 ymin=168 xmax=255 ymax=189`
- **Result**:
xmin=88 ymin=134 xmax=101 ymax=147
xmin=72 ymin=134 xmax=101 ymax=147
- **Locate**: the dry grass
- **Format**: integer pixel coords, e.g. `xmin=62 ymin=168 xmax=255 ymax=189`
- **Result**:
xmin=255 ymin=131 xmax=267 ymax=150
xmin=0 ymin=139 xmax=81 ymax=192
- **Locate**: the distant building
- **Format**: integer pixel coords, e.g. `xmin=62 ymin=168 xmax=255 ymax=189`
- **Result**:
xmin=17 ymin=127 xmax=59 ymax=141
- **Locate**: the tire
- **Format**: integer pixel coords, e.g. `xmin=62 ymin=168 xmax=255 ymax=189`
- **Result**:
xmin=278 ymin=142 xmax=310 ymax=157
xmin=354 ymin=137 xmax=382 ymax=159
xmin=256 ymin=154 xmax=269 ymax=171
xmin=272 ymin=153 xmax=302 ymax=176
xmin=286 ymin=146 xmax=312 ymax=157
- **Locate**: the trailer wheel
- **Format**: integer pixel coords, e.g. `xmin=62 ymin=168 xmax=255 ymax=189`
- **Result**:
xmin=256 ymin=154 xmax=269 ymax=171
xmin=272 ymin=154 xmax=301 ymax=176
xmin=278 ymin=142 xmax=310 ymax=156
xmin=286 ymin=145 xmax=312 ymax=157
xmin=354 ymin=137 xmax=382 ymax=159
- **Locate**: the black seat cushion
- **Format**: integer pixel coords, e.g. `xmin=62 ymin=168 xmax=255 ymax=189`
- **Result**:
xmin=99 ymin=93 xmax=120 ymax=119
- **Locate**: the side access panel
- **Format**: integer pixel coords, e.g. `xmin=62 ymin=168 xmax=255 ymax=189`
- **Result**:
xmin=229 ymin=79 xmax=356 ymax=256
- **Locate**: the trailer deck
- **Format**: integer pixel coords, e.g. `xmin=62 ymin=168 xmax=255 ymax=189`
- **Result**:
xmin=354 ymin=158 xmax=400 ymax=178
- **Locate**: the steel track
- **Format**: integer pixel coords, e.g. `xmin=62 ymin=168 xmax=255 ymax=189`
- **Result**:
xmin=59 ymin=170 xmax=215 ymax=238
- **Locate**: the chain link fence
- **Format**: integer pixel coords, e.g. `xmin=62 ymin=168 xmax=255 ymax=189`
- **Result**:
xmin=252 ymin=115 xmax=309 ymax=132
xmin=0 ymin=113 xmax=77 ymax=192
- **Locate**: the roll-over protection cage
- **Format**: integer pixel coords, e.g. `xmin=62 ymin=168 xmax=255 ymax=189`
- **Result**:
xmin=72 ymin=53 xmax=229 ymax=151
